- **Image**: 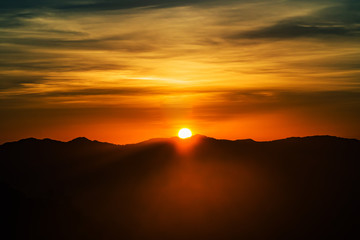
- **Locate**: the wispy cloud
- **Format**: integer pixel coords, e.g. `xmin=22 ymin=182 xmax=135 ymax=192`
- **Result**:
xmin=232 ymin=3 xmax=360 ymax=40
xmin=0 ymin=0 xmax=359 ymax=142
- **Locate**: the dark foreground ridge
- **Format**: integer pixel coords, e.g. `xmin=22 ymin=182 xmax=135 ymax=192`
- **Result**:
xmin=0 ymin=135 xmax=359 ymax=240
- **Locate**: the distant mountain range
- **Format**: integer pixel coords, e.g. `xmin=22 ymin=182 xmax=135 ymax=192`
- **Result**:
xmin=1 ymin=135 xmax=359 ymax=240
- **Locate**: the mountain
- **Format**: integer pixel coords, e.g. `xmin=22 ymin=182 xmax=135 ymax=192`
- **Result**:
xmin=0 ymin=135 xmax=359 ymax=240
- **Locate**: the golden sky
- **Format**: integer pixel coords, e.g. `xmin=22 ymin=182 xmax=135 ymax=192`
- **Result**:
xmin=1 ymin=0 xmax=359 ymax=143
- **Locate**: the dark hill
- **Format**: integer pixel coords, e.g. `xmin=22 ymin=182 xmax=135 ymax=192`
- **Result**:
xmin=0 ymin=135 xmax=359 ymax=240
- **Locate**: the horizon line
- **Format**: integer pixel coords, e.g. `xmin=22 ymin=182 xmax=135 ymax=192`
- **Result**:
xmin=1 ymin=134 xmax=359 ymax=147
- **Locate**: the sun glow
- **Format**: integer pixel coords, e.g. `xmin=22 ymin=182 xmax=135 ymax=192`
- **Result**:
xmin=178 ymin=128 xmax=192 ymax=139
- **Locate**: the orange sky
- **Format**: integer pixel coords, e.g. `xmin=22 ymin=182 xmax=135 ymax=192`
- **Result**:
xmin=0 ymin=0 xmax=359 ymax=143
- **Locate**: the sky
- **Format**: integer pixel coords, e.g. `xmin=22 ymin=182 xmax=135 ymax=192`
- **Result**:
xmin=0 ymin=0 xmax=359 ymax=144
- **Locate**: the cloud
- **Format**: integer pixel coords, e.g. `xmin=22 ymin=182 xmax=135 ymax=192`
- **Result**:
xmin=0 ymin=11 xmax=38 ymax=28
xmin=0 ymin=0 xmax=239 ymax=11
xmin=0 ymin=85 xmax=167 ymax=108
xmin=238 ymin=23 xmax=354 ymax=39
xmin=2 ymin=84 xmax=359 ymax=113
xmin=229 ymin=1 xmax=360 ymax=40
xmin=0 ymin=74 xmax=46 ymax=90
xmin=1 ymin=0 xmax=359 ymax=109
xmin=0 ymin=35 xmax=153 ymax=52
xmin=24 ymin=86 xmax=165 ymax=97
xmin=189 ymin=89 xmax=360 ymax=125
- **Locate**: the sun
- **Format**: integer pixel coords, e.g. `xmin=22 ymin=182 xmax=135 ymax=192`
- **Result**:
xmin=178 ymin=128 xmax=192 ymax=139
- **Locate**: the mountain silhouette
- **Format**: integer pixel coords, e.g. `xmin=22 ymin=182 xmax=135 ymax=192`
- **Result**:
xmin=0 ymin=135 xmax=359 ymax=240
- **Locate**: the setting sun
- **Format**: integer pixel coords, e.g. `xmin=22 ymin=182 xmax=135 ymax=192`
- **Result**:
xmin=178 ymin=128 xmax=192 ymax=139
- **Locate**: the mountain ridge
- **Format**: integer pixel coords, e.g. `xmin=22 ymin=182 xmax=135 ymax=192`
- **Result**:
xmin=0 ymin=134 xmax=359 ymax=240
xmin=1 ymin=134 xmax=358 ymax=148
